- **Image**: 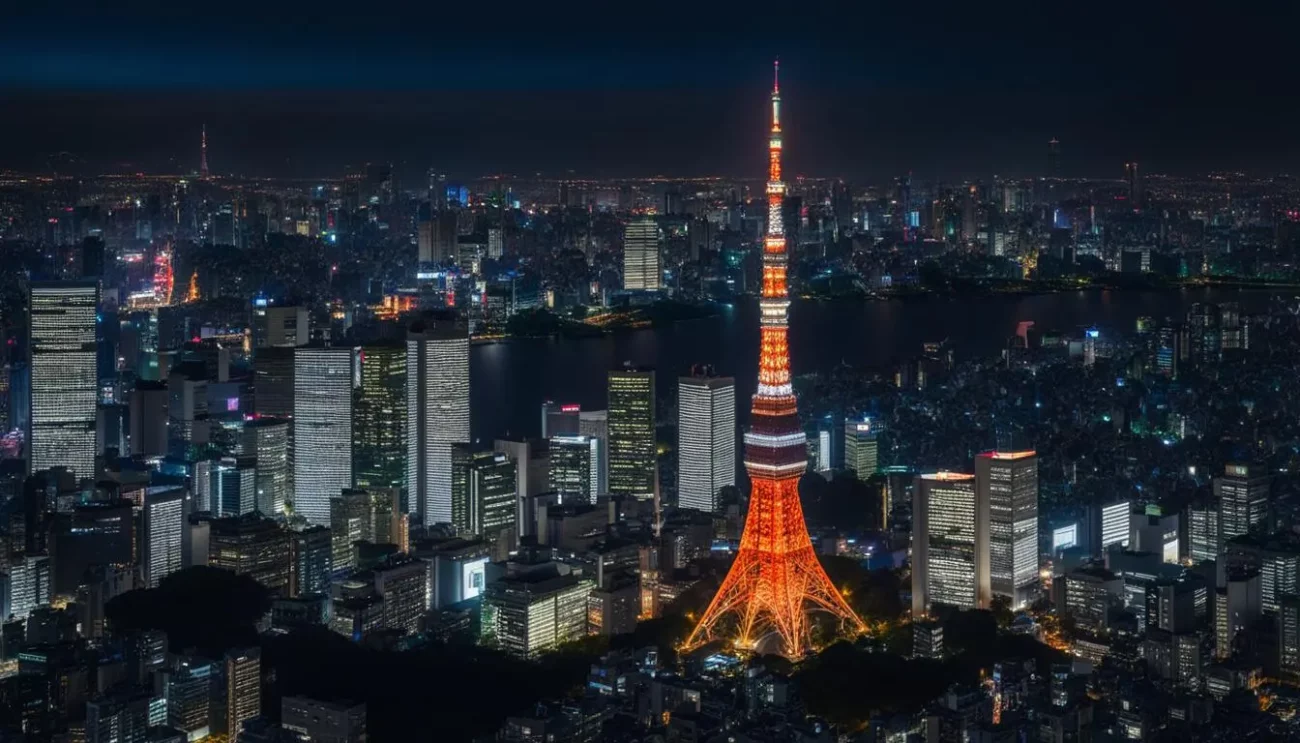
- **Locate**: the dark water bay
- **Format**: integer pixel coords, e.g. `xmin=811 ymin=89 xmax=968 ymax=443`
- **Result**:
xmin=470 ymin=288 xmax=1286 ymax=441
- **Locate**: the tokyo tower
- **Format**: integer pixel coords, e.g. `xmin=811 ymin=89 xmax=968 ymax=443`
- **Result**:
xmin=685 ymin=62 xmax=865 ymax=657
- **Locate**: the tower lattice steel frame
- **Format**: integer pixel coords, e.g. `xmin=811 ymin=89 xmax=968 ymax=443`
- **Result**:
xmin=684 ymin=62 xmax=865 ymax=656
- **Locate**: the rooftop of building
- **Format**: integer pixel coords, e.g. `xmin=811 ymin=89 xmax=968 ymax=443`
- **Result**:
xmin=920 ymin=471 xmax=974 ymax=482
xmin=976 ymin=450 xmax=1037 ymax=460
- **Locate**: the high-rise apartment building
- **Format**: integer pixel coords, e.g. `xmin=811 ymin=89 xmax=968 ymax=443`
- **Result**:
xmin=976 ymin=450 xmax=1039 ymax=607
xmin=353 ymin=343 xmax=405 ymax=490
xmin=843 ymin=418 xmax=879 ymax=478
xmin=451 ymin=448 xmax=517 ymax=540
xmin=226 ymin=648 xmax=261 ymax=737
xmin=294 ymin=347 xmax=356 ymax=525
xmin=28 ymin=282 xmax=99 ymax=479
xmin=407 ymin=317 xmax=470 ymax=525
xmin=622 ymin=218 xmax=661 ymax=290
xmin=607 ymin=368 xmax=655 ymax=500
xmin=912 ymin=472 xmax=989 ymax=616
xmin=1215 ymin=464 xmax=1269 ymax=542
xmin=142 ymin=487 xmax=187 ymax=588
xmin=677 ymin=374 xmax=735 ymax=513
xmin=243 ymin=418 xmax=289 ymax=516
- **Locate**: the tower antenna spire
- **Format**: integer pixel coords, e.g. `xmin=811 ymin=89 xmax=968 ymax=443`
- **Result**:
xmin=773 ymin=58 xmax=779 ymax=92
xmin=200 ymin=123 xmax=209 ymax=179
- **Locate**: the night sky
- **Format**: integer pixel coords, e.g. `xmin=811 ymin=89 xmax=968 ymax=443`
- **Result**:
xmin=2 ymin=1 xmax=1298 ymax=181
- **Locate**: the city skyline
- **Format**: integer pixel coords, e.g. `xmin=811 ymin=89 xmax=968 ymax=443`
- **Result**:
xmin=5 ymin=24 xmax=1300 ymax=740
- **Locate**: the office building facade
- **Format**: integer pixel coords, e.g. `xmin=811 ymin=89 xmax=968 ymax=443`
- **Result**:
xmin=677 ymin=374 xmax=735 ymax=513
xmin=143 ymin=488 xmax=187 ymax=588
xmin=353 ymin=343 xmax=406 ymax=490
xmin=976 ymin=450 xmax=1039 ymax=607
xmin=1215 ymin=464 xmax=1269 ymax=542
xmin=451 ymin=448 xmax=517 ymax=540
xmin=243 ymin=418 xmax=289 ymax=516
xmin=29 ymin=282 xmax=99 ymax=479
xmin=912 ymin=472 xmax=988 ymax=616
xmin=549 ymin=435 xmax=598 ymax=504
xmin=407 ymin=318 xmax=470 ymax=525
xmin=843 ymin=418 xmax=879 ymax=477
xmin=607 ymin=369 xmax=655 ymax=500
xmin=294 ymin=347 xmax=356 ymax=525
xmin=622 ymin=218 xmax=661 ymax=291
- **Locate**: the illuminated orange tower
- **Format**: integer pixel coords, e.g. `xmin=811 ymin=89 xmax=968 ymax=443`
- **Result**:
xmin=685 ymin=62 xmax=865 ymax=656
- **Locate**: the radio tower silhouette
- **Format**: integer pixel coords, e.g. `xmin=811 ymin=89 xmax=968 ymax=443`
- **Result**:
xmin=200 ymin=124 xmax=209 ymax=179
xmin=684 ymin=62 xmax=865 ymax=657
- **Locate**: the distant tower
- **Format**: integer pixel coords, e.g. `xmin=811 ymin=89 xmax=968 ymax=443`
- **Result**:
xmin=1047 ymin=137 xmax=1060 ymax=179
xmin=1125 ymin=161 xmax=1144 ymax=208
xmin=200 ymin=124 xmax=209 ymax=179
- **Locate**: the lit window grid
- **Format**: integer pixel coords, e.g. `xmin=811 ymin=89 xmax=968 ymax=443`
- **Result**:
xmin=407 ymin=337 xmax=469 ymax=525
xmin=622 ymin=219 xmax=661 ymax=291
xmin=607 ymin=373 xmax=655 ymax=498
xmin=677 ymin=379 xmax=735 ymax=513
xmin=29 ymin=285 xmax=98 ymax=479
xmin=293 ymin=349 xmax=354 ymax=525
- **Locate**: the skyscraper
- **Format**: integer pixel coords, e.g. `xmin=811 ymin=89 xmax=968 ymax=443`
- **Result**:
xmin=28 ymin=282 xmax=98 ymax=479
xmin=976 ymin=450 xmax=1039 ymax=607
xmin=243 ymin=418 xmax=289 ymax=516
xmin=294 ymin=347 xmax=356 ymax=525
xmin=677 ymin=373 xmax=736 ymax=513
xmin=1215 ymin=463 xmax=1269 ymax=542
xmin=353 ymin=343 xmax=405 ymax=490
xmin=142 ymin=488 xmax=187 ymax=588
xmin=407 ymin=316 xmax=470 ymax=525
xmin=548 ymin=435 xmax=598 ymax=504
xmin=622 ymin=218 xmax=661 ymax=290
xmin=912 ymin=472 xmax=989 ymax=617
xmin=253 ymin=346 xmax=295 ymax=418
xmin=843 ymin=418 xmax=879 ymax=478
xmin=451 ymin=448 xmax=517 ymax=540
xmin=607 ymin=368 xmax=655 ymax=500
xmin=686 ymin=64 xmax=864 ymax=656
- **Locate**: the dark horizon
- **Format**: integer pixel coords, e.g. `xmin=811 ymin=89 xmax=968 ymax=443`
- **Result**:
xmin=4 ymin=1 xmax=1299 ymax=182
